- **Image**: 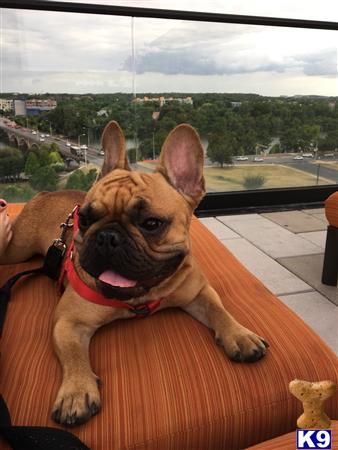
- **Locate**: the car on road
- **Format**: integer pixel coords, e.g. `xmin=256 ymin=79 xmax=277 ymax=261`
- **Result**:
xmin=302 ymin=153 xmax=313 ymax=158
xmin=98 ymin=149 xmax=105 ymax=156
xmin=45 ymin=134 xmax=50 ymax=137
xmin=80 ymin=144 xmax=88 ymax=150
xmin=39 ymin=138 xmax=45 ymax=142
xmin=66 ymin=141 xmax=71 ymax=147
xmin=40 ymin=134 xmax=45 ymax=138
xmin=32 ymin=131 xmax=37 ymax=135
xmin=293 ymin=155 xmax=303 ymax=160
xmin=253 ymin=157 xmax=264 ymax=162
xmin=236 ymin=156 xmax=248 ymax=161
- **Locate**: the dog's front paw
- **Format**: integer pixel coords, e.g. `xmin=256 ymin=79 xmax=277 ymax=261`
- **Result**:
xmin=216 ymin=326 xmax=269 ymax=363
xmin=51 ymin=377 xmax=101 ymax=426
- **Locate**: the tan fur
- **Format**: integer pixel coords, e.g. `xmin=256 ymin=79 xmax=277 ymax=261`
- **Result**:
xmin=1 ymin=121 xmax=268 ymax=426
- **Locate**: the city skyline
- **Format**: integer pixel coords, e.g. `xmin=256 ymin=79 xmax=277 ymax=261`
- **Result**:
xmin=1 ymin=1 xmax=338 ymax=96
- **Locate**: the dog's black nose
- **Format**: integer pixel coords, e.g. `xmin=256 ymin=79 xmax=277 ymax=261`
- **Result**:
xmin=97 ymin=229 xmax=124 ymax=249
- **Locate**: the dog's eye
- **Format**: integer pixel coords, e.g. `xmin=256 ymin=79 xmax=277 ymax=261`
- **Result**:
xmin=78 ymin=210 xmax=95 ymax=232
xmin=140 ymin=218 xmax=163 ymax=232
xmin=78 ymin=213 xmax=90 ymax=232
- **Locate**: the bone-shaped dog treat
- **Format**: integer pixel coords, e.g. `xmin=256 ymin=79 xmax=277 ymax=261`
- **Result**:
xmin=289 ymin=379 xmax=337 ymax=429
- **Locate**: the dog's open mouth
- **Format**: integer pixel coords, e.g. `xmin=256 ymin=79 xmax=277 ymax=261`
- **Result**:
xmin=95 ymin=271 xmax=151 ymax=301
xmin=98 ymin=270 xmax=137 ymax=288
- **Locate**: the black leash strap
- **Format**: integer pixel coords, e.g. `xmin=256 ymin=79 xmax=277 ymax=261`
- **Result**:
xmin=0 ymin=243 xmax=65 ymax=338
xmin=0 ymin=395 xmax=90 ymax=450
xmin=0 ymin=205 xmax=77 ymax=337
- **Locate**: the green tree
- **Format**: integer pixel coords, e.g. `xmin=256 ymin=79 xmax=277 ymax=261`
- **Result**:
xmin=207 ymin=132 xmax=236 ymax=167
xmin=50 ymin=142 xmax=61 ymax=153
xmin=83 ymin=169 xmax=98 ymax=191
xmin=65 ymin=168 xmax=97 ymax=191
xmin=24 ymin=152 xmax=40 ymax=175
xmin=128 ymin=148 xmax=137 ymax=164
xmin=2 ymin=184 xmax=36 ymax=202
xmin=243 ymin=174 xmax=267 ymax=189
xmin=29 ymin=166 xmax=57 ymax=191
xmin=49 ymin=151 xmax=63 ymax=165
xmin=65 ymin=170 xmax=84 ymax=190
xmin=0 ymin=147 xmax=24 ymax=178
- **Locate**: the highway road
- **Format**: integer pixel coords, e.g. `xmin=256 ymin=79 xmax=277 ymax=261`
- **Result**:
xmin=231 ymin=154 xmax=338 ymax=184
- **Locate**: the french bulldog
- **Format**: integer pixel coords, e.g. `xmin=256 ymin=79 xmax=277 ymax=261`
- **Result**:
xmin=0 ymin=121 xmax=268 ymax=426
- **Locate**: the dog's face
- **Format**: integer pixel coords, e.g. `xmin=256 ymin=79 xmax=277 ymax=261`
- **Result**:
xmin=73 ymin=121 xmax=205 ymax=301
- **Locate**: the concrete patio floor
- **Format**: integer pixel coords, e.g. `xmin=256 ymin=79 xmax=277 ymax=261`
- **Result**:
xmin=200 ymin=208 xmax=338 ymax=355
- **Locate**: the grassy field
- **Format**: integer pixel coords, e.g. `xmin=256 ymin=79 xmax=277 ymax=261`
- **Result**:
xmin=139 ymin=161 xmax=331 ymax=192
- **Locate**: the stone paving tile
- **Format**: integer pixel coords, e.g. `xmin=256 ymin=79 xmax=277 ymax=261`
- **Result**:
xmin=261 ymin=210 xmax=327 ymax=233
xmin=303 ymin=208 xmax=328 ymax=224
xmin=222 ymin=238 xmax=313 ymax=296
xmin=278 ymin=254 xmax=337 ymax=305
xmin=199 ymin=217 xmax=240 ymax=240
xmin=217 ymin=214 xmax=322 ymax=259
xmin=278 ymin=291 xmax=338 ymax=355
xmin=303 ymin=208 xmax=325 ymax=215
xmin=309 ymin=213 xmax=328 ymax=224
xmin=298 ymin=231 xmax=327 ymax=249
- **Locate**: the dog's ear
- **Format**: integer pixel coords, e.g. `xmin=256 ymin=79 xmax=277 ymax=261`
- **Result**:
xmin=157 ymin=124 xmax=205 ymax=208
xmin=98 ymin=120 xmax=130 ymax=179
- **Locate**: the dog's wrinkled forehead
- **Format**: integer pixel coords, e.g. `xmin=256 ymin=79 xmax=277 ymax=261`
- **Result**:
xmin=93 ymin=169 xmax=146 ymax=214
xmin=86 ymin=168 xmax=186 ymax=218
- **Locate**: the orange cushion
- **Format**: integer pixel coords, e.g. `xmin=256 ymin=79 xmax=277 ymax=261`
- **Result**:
xmin=1 ymin=204 xmax=338 ymax=450
xmin=325 ymin=191 xmax=338 ymax=227
xmin=246 ymin=421 xmax=338 ymax=449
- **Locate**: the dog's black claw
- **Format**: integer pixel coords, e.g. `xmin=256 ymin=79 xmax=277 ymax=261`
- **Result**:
xmin=96 ymin=378 xmax=102 ymax=387
xmin=51 ymin=409 xmax=61 ymax=424
xmin=245 ymin=348 xmax=266 ymax=363
xmin=215 ymin=337 xmax=222 ymax=346
xmin=262 ymin=339 xmax=270 ymax=348
xmin=90 ymin=402 xmax=100 ymax=416
xmin=232 ymin=351 xmax=242 ymax=362
xmin=65 ymin=412 xmax=76 ymax=426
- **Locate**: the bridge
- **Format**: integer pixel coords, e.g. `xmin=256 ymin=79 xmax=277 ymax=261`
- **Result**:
xmin=0 ymin=118 xmax=101 ymax=164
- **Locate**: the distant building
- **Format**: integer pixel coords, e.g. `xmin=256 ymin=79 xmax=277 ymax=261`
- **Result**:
xmin=0 ymin=98 xmax=14 ymax=111
xmin=230 ymin=102 xmax=242 ymax=108
xmin=14 ymin=100 xmax=27 ymax=116
xmin=25 ymin=98 xmax=57 ymax=115
xmin=97 ymin=108 xmax=109 ymax=117
xmin=328 ymin=101 xmax=336 ymax=110
xmin=133 ymin=96 xmax=193 ymax=106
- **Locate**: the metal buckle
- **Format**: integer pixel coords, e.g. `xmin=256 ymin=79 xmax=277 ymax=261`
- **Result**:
xmin=52 ymin=239 xmax=67 ymax=256
xmin=132 ymin=304 xmax=150 ymax=316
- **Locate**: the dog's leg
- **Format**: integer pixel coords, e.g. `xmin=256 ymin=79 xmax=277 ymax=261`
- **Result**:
xmin=183 ymin=284 xmax=268 ymax=363
xmin=51 ymin=287 xmax=129 ymax=426
xmin=51 ymin=314 xmax=101 ymax=426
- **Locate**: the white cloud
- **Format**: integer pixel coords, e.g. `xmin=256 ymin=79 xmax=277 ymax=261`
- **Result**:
xmin=1 ymin=5 xmax=337 ymax=95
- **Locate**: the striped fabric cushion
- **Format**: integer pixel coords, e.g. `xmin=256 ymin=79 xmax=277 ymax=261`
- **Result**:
xmin=1 ymin=204 xmax=337 ymax=450
xmin=246 ymin=420 xmax=338 ymax=449
xmin=325 ymin=192 xmax=338 ymax=227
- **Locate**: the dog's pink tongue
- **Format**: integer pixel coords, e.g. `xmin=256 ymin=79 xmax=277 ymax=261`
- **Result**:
xmin=98 ymin=270 xmax=137 ymax=288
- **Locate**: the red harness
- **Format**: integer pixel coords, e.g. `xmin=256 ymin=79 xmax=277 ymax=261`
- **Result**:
xmin=58 ymin=205 xmax=161 ymax=317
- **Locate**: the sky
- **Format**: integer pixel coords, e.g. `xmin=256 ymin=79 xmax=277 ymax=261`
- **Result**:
xmin=1 ymin=0 xmax=338 ymax=96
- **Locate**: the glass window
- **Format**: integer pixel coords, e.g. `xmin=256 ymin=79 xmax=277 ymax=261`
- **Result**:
xmin=0 ymin=7 xmax=337 ymax=202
